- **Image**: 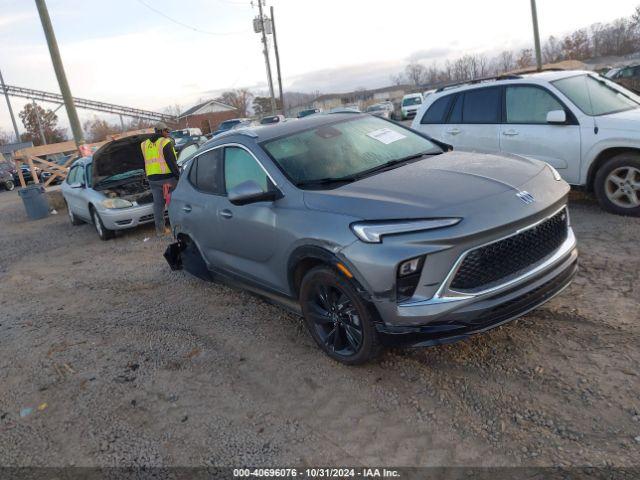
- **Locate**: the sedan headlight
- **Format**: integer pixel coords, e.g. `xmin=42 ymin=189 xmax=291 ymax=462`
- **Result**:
xmin=547 ymin=164 xmax=562 ymax=181
xmin=350 ymin=218 xmax=461 ymax=243
xmin=101 ymin=198 xmax=134 ymax=209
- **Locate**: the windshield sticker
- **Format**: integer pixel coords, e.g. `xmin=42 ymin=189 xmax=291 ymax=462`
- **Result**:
xmin=367 ymin=128 xmax=406 ymax=145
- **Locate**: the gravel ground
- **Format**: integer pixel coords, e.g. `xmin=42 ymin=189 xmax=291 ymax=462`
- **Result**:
xmin=0 ymin=189 xmax=638 ymax=468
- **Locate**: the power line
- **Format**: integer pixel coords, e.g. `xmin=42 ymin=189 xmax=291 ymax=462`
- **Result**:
xmin=135 ymin=0 xmax=249 ymax=36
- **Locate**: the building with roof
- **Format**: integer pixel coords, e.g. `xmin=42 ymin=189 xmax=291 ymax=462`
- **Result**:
xmin=177 ymin=99 xmax=238 ymax=134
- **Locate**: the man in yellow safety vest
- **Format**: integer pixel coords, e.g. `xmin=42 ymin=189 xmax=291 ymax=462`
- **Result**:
xmin=141 ymin=122 xmax=180 ymax=236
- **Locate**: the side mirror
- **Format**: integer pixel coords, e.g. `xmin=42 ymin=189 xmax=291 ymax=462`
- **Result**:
xmin=228 ymin=180 xmax=281 ymax=206
xmin=546 ymin=110 xmax=567 ymax=124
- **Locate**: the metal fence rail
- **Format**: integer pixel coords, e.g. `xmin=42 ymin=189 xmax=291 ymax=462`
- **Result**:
xmin=0 ymin=84 xmax=176 ymax=122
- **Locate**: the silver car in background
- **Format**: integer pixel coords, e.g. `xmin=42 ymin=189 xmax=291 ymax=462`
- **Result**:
xmin=62 ymin=134 xmax=157 ymax=240
xmin=167 ymin=114 xmax=577 ymax=364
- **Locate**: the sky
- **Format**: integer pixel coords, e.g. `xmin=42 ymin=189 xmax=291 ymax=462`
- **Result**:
xmin=0 ymin=0 xmax=637 ymax=137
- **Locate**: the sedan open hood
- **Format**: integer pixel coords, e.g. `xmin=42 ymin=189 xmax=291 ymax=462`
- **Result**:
xmin=91 ymin=134 xmax=153 ymax=187
xmin=303 ymin=151 xmax=547 ymax=220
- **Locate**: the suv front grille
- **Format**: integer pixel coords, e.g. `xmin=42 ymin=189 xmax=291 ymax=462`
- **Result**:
xmin=449 ymin=209 xmax=568 ymax=292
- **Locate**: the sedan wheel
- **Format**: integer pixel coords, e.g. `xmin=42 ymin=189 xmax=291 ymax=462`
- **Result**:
xmin=91 ymin=208 xmax=114 ymax=240
xmin=4 ymin=180 xmax=14 ymax=191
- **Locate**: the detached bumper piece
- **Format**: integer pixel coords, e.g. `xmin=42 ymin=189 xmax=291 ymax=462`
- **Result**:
xmin=164 ymin=240 xmax=213 ymax=281
xmin=377 ymin=256 xmax=577 ymax=348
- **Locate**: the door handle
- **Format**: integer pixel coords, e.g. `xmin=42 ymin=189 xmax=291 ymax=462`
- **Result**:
xmin=446 ymin=128 xmax=461 ymax=135
xmin=182 ymin=205 xmax=192 ymax=213
xmin=502 ymin=129 xmax=519 ymax=136
xmin=219 ymin=209 xmax=233 ymax=219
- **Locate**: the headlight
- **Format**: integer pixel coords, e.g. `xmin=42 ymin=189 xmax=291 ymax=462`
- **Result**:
xmin=350 ymin=218 xmax=461 ymax=243
xmin=547 ymin=164 xmax=562 ymax=181
xmin=101 ymin=198 xmax=133 ymax=209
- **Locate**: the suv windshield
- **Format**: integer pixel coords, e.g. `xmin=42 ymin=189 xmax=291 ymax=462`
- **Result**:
xmin=553 ymin=74 xmax=639 ymax=116
xmin=262 ymin=116 xmax=442 ymax=188
xmin=402 ymin=97 xmax=422 ymax=106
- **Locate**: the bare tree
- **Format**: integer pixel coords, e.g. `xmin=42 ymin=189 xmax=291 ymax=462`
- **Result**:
xmin=498 ymin=51 xmax=515 ymax=73
xmin=516 ymin=49 xmax=534 ymax=69
xmin=405 ymin=63 xmax=427 ymax=86
xmin=390 ymin=73 xmax=405 ymax=86
xmin=542 ymin=36 xmax=564 ymax=63
xmin=216 ymin=89 xmax=253 ymax=117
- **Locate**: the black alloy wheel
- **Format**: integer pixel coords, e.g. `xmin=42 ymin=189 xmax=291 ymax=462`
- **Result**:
xmin=300 ymin=266 xmax=381 ymax=364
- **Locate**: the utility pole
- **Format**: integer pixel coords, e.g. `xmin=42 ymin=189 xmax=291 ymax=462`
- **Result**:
xmin=0 ymin=68 xmax=21 ymax=143
xmin=34 ymin=0 xmax=85 ymax=146
xmin=270 ymin=5 xmax=284 ymax=115
xmin=256 ymin=0 xmax=277 ymax=114
xmin=530 ymin=0 xmax=542 ymax=71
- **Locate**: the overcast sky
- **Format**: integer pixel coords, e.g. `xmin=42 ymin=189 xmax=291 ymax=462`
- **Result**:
xmin=0 ymin=0 xmax=636 ymax=135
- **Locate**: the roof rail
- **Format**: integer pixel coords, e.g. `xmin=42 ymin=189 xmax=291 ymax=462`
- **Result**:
xmin=513 ymin=67 xmax=567 ymax=75
xmin=434 ymin=74 xmax=522 ymax=93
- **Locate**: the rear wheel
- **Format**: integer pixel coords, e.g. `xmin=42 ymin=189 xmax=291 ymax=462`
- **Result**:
xmin=3 ymin=180 xmax=14 ymax=191
xmin=594 ymin=153 xmax=640 ymax=216
xmin=299 ymin=266 xmax=381 ymax=365
xmin=91 ymin=207 xmax=114 ymax=240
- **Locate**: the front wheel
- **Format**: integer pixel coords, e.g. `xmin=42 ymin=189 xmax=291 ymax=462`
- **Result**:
xmin=299 ymin=266 xmax=381 ymax=365
xmin=594 ymin=153 xmax=640 ymax=216
xmin=91 ymin=207 xmax=114 ymax=240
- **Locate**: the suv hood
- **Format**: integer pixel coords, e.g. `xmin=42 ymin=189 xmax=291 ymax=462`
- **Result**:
xmin=91 ymin=134 xmax=153 ymax=187
xmin=303 ymin=151 xmax=547 ymax=220
xmin=597 ymin=107 xmax=640 ymax=133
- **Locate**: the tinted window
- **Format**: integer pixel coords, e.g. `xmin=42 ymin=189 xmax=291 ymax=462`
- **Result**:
xmin=189 ymin=149 xmax=223 ymax=194
xmin=448 ymin=94 xmax=463 ymax=123
xmin=462 ymin=87 xmax=500 ymax=123
xmin=420 ymin=96 xmax=451 ymax=124
xmin=224 ymin=147 xmax=268 ymax=192
xmin=506 ymin=86 xmax=564 ymax=124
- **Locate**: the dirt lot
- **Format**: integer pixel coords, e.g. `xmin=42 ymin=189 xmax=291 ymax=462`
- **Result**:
xmin=0 ymin=189 xmax=638 ymax=468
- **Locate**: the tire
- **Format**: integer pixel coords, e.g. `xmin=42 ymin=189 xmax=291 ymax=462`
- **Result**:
xmin=90 ymin=206 xmax=114 ymax=240
xmin=299 ymin=265 xmax=381 ymax=365
xmin=594 ymin=153 xmax=640 ymax=217
xmin=66 ymin=201 xmax=83 ymax=226
xmin=4 ymin=180 xmax=14 ymax=191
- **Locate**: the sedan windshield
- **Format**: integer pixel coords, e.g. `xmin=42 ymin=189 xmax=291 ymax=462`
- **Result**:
xmin=262 ymin=116 xmax=442 ymax=188
xmin=553 ymin=74 xmax=639 ymax=116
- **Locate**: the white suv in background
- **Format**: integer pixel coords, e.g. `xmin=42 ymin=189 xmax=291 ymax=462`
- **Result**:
xmin=400 ymin=93 xmax=423 ymax=120
xmin=411 ymin=70 xmax=640 ymax=216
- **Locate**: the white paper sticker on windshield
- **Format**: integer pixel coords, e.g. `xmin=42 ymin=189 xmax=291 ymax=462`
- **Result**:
xmin=367 ymin=128 xmax=406 ymax=145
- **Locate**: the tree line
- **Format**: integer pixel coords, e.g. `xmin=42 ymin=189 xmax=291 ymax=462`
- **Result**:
xmin=393 ymin=5 xmax=640 ymax=87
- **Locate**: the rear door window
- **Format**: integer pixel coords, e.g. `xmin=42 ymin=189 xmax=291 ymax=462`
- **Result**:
xmin=420 ymin=96 xmax=451 ymax=124
xmin=188 ymin=148 xmax=223 ymax=194
xmin=461 ymin=87 xmax=501 ymax=123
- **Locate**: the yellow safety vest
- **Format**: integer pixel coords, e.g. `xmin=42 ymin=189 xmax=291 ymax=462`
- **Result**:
xmin=141 ymin=137 xmax=174 ymax=176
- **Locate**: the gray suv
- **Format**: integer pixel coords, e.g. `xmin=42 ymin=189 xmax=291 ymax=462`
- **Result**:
xmin=167 ymin=113 xmax=578 ymax=364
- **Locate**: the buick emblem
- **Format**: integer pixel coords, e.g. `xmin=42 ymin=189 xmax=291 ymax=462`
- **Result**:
xmin=516 ymin=191 xmax=535 ymax=204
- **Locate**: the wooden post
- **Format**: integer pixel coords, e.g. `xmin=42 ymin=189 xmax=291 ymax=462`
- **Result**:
xmin=15 ymin=160 xmax=26 ymax=188
xmin=27 ymin=157 xmax=40 ymax=184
